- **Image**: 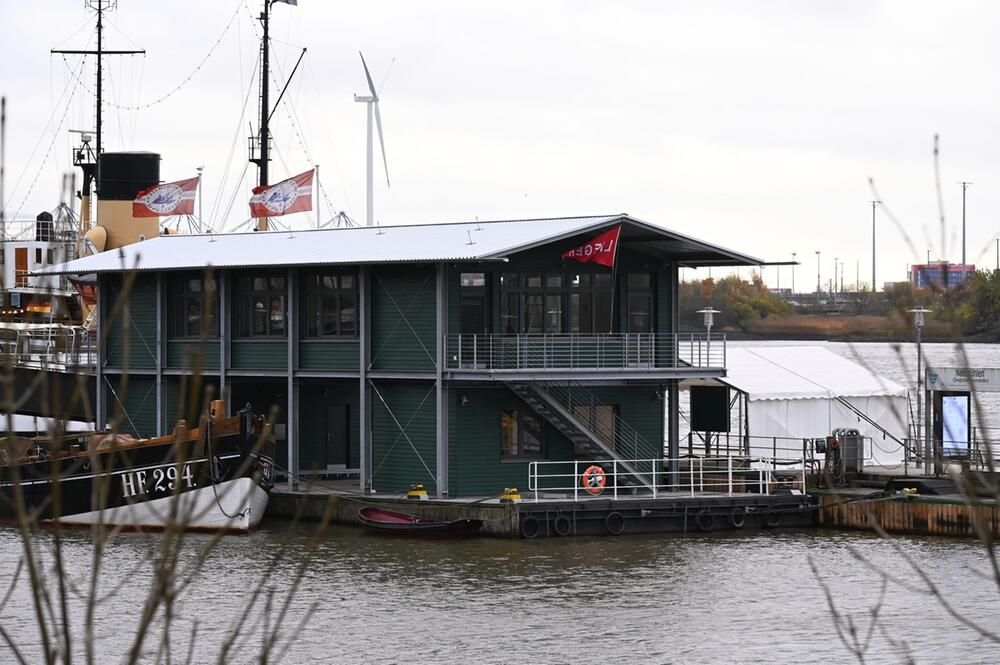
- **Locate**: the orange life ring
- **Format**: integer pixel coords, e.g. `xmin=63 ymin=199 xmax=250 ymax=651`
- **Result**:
xmin=581 ymin=465 xmax=607 ymax=495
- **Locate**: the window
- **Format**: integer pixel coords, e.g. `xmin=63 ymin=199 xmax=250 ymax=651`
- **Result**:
xmin=303 ymin=271 xmax=357 ymax=338
xmin=500 ymin=271 xmax=614 ymax=334
xmin=501 ymin=409 xmax=543 ymax=458
xmin=627 ymin=273 xmax=654 ymax=333
xmin=46 ymin=249 xmax=53 ymax=266
xmin=35 ymin=248 xmax=42 ymax=264
xmin=169 ymin=274 xmax=219 ymax=338
xmin=237 ymin=274 xmax=286 ymax=337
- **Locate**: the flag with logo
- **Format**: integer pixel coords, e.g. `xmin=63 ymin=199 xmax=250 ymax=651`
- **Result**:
xmin=249 ymin=169 xmax=314 ymax=218
xmin=132 ymin=176 xmax=199 ymax=217
xmin=561 ymin=226 xmax=621 ymax=267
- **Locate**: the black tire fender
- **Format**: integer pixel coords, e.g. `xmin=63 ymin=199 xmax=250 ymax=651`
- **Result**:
xmin=765 ymin=511 xmax=782 ymax=528
xmin=730 ymin=510 xmax=746 ymax=529
xmin=520 ymin=515 xmax=540 ymax=539
xmin=553 ymin=514 xmax=573 ymax=536
xmin=696 ymin=509 xmax=715 ymax=532
xmin=605 ymin=511 xmax=626 ymax=536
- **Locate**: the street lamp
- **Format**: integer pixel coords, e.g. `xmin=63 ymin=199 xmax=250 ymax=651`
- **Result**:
xmin=908 ymin=306 xmax=932 ymax=473
xmin=870 ymin=200 xmax=880 ymax=292
xmin=815 ymin=250 xmax=821 ymax=304
xmin=696 ymin=308 xmax=720 ymax=366
xmin=791 ymin=252 xmax=797 ymax=295
xmin=195 ymin=165 xmax=205 ymax=232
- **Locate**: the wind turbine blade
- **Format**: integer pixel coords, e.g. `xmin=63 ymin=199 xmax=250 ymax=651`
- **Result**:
xmin=374 ymin=101 xmax=390 ymax=188
xmin=359 ymin=51 xmax=378 ymax=100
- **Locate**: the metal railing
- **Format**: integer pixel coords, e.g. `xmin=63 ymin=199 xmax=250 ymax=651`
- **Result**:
xmin=527 ymin=455 xmax=807 ymax=502
xmin=446 ymin=332 xmax=726 ymax=371
xmin=542 ymin=381 xmax=651 ymax=460
xmin=0 ymin=325 xmax=96 ymax=370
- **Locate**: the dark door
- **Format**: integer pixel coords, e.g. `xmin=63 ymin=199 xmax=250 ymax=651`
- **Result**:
xmin=460 ymin=273 xmax=489 ymax=367
xmin=15 ymin=248 xmax=27 ymax=287
xmin=326 ymin=404 xmax=350 ymax=467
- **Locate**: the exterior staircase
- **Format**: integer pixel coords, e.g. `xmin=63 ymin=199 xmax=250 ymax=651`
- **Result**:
xmin=505 ymin=381 xmax=652 ymax=483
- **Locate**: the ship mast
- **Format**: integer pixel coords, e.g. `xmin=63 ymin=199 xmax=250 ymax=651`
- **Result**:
xmin=52 ymin=0 xmax=143 ymax=242
xmin=250 ymin=1 xmax=272 ymax=232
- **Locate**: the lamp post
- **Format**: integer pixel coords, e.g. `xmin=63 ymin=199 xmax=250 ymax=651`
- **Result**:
xmin=815 ymin=250 xmax=821 ymax=304
xmin=696 ymin=307 xmax=720 ymax=366
xmin=791 ymin=252 xmax=797 ymax=295
xmin=870 ymin=200 xmax=880 ymax=292
xmin=908 ymin=306 xmax=932 ymax=473
xmin=195 ymin=165 xmax=204 ymax=232
xmin=833 ymin=257 xmax=838 ymax=303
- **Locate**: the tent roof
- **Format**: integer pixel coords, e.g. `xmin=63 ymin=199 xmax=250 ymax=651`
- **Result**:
xmin=698 ymin=346 xmax=907 ymax=401
xmin=33 ymin=213 xmax=763 ymax=275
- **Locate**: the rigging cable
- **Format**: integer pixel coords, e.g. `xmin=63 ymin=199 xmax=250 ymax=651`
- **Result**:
xmin=209 ymin=55 xmax=259 ymax=231
xmin=59 ymin=2 xmax=243 ymax=112
xmin=5 ymin=56 xmax=89 ymax=222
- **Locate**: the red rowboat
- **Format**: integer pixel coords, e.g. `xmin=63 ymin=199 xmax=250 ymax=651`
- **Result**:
xmin=357 ymin=506 xmax=484 ymax=537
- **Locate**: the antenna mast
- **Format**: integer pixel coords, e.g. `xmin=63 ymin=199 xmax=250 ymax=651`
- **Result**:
xmin=249 ymin=1 xmax=272 ymax=231
xmin=52 ymin=1 xmax=143 ymax=217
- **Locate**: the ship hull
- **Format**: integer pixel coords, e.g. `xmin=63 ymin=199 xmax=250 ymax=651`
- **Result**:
xmin=0 ymin=412 xmax=276 ymax=533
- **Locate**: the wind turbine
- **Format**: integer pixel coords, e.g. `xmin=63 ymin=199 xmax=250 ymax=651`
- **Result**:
xmin=354 ymin=52 xmax=389 ymax=227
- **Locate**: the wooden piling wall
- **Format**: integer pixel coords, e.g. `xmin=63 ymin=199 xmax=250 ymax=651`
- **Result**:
xmin=816 ymin=493 xmax=1000 ymax=539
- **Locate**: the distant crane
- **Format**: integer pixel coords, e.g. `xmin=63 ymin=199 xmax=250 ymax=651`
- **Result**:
xmin=354 ymin=52 xmax=390 ymax=227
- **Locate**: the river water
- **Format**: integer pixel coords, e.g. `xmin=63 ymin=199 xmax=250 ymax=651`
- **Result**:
xmin=2 ymin=342 xmax=1000 ymax=664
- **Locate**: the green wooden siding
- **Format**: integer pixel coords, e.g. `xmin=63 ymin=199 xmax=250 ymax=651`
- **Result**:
xmin=447 ymin=384 xmax=662 ymax=496
xmin=298 ymin=341 xmax=359 ymax=371
xmin=164 ymin=375 xmax=221 ymax=430
xmin=297 ymin=380 xmax=360 ymax=471
xmin=166 ymin=340 xmax=220 ymax=370
xmin=447 ymin=386 xmax=575 ymax=497
xmin=106 ymin=375 xmax=157 ymax=438
xmin=371 ymin=381 xmax=437 ymax=494
xmin=103 ymin=274 xmax=157 ymax=369
xmin=231 ymin=340 xmax=286 ymax=369
xmin=370 ymin=266 xmax=436 ymax=371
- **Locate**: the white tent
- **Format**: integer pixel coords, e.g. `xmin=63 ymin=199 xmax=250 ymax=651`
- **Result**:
xmin=690 ymin=346 xmax=909 ymax=469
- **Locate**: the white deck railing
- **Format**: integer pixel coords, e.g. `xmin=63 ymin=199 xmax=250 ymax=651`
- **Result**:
xmin=0 ymin=325 xmax=96 ymax=370
xmin=446 ymin=332 xmax=726 ymax=371
xmin=527 ymin=456 xmax=807 ymax=502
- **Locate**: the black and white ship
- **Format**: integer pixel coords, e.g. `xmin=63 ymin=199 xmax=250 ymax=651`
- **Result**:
xmin=0 ymin=402 xmax=276 ymax=532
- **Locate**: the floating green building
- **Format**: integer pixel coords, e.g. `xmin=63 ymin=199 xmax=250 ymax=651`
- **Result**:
xmin=43 ymin=214 xmax=759 ymax=497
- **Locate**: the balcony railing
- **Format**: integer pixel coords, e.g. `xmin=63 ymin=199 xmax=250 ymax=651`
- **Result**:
xmin=0 ymin=325 xmax=96 ymax=371
xmin=445 ymin=333 xmax=726 ymax=372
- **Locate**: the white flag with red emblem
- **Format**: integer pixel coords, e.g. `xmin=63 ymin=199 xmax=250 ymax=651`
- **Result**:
xmin=132 ymin=176 xmax=199 ymax=218
xmin=249 ymin=170 xmax=314 ymax=218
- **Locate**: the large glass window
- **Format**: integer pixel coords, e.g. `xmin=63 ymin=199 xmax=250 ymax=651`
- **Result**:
xmin=237 ymin=274 xmax=286 ymax=337
xmin=501 ymin=409 xmax=543 ymax=458
xmin=627 ymin=273 xmax=654 ymax=333
xmin=169 ymin=274 xmax=219 ymax=339
xmin=303 ymin=271 xmax=357 ymax=338
xmin=500 ymin=271 xmax=615 ymax=334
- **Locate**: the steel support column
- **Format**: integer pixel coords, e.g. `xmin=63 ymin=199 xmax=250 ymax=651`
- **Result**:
xmin=668 ymin=261 xmax=680 ymax=488
xmin=219 ymin=270 xmax=230 ymax=415
xmin=359 ymin=266 xmax=372 ymax=492
xmin=155 ymin=272 xmax=164 ymax=436
xmin=435 ymin=263 xmax=448 ymax=498
xmin=287 ymin=267 xmax=299 ymax=490
xmin=95 ymin=275 xmax=105 ymax=430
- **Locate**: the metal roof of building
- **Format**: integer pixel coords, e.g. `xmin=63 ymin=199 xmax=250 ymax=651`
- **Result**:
xmin=35 ymin=214 xmax=762 ymax=275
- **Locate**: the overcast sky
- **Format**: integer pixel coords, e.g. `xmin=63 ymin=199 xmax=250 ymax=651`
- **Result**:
xmin=2 ymin=0 xmax=998 ymax=290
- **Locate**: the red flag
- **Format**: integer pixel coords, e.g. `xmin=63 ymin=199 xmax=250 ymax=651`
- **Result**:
xmin=249 ymin=170 xmax=314 ymax=218
xmin=561 ymin=226 xmax=621 ymax=267
xmin=132 ymin=176 xmax=199 ymax=217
